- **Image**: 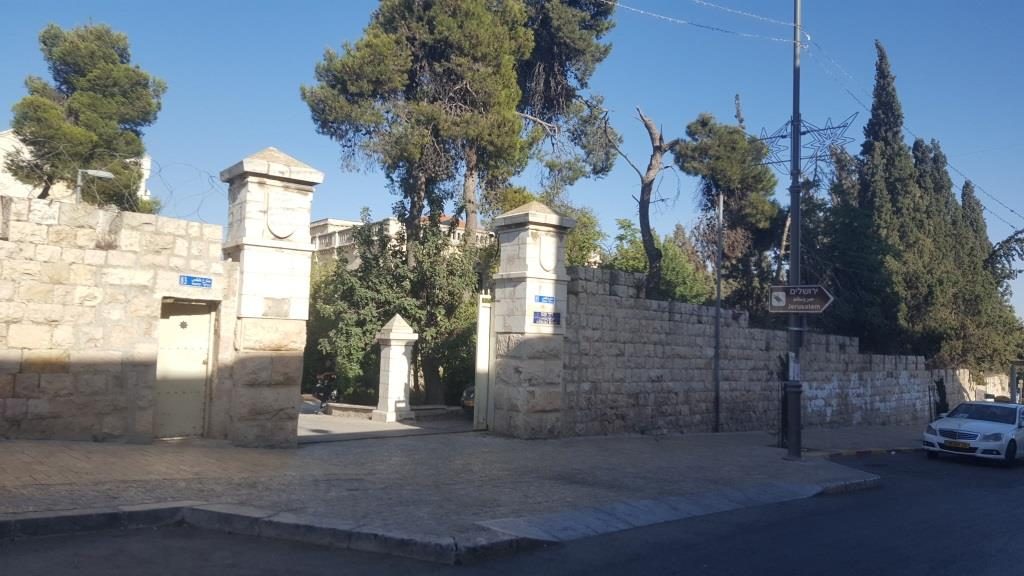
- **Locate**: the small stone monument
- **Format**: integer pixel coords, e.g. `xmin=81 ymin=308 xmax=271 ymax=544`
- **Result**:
xmin=373 ymin=314 xmax=418 ymax=423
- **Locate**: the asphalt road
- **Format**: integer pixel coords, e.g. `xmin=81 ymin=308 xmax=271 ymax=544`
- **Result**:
xmin=4 ymin=451 xmax=1024 ymax=576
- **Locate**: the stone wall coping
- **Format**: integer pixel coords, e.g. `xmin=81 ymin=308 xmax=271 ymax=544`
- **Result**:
xmin=223 ymin=238 xmax=314 ymax=253
xmin=492 ymin=201 xmax=575 ymax=231
xmin=493 ymin=271 xmax=565 ymax=281
xmin=219 ymin=147 xmax=324 ymax=186
xmin=377 ymin=314 xmax=419 ymax=342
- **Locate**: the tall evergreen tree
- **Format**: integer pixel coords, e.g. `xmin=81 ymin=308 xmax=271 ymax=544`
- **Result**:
xmin=302 ymin=0 xmax=531 ymax=246
xmin=6 ymin=24 xmax=165 ymax=212
xmin=951 ymin=181 xmax=1023 ymax=368
xmin=303 ymin=1 xmax=620 ymax=403
xmin=824 ymin=41 xmax=1022 ymax=369
xmin=673 ymin=113 xmax=780 ymax=320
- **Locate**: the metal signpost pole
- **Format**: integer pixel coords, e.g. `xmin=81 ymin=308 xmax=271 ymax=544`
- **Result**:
xmin=714 ymin=192 xmax=723 ymax=433
xmin=1011 ymin=364 xmax=1018 ymax=404
xmin=785 ymin=0 xmax=804 ymax=459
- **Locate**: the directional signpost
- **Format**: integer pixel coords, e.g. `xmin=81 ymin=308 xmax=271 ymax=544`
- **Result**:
xmin=768 ymin=285 xmax=834 ymax=314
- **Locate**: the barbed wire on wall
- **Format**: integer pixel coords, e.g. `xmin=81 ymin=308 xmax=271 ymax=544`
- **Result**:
xmin=1 ymin=134 xmax=227 ymax=223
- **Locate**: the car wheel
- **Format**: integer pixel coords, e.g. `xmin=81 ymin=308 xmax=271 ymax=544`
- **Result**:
xmin=926 ymin=450 xmax=938 ymax=460
xmin=1003 ymin=440 xmax=1017 ymax=468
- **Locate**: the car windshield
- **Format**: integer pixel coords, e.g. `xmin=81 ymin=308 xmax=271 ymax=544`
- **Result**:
xmin=946 ymin=404 xmax=1016 ymax=424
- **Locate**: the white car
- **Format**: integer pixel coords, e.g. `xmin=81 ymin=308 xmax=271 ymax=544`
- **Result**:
xmin=922 ymin=401 xmax=1024 ymax=466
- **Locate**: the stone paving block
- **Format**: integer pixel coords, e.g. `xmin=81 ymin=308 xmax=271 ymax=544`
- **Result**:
xmin=258 ymin=511 xmax=355 ymax=549
xmin=348 ymin=528 xmax=458 ymax=564
xmin=9 ymin=507 xmax=123 ymax=538
xmin=184 ymin=504 xmax=276 ymax=536
xmin=119 ymin=501 xmax=203 ymax=528
xmin=453 ymin=529 xmax=549 ymax=565
xmin=477 ymin=517 xmax=559 ymax=543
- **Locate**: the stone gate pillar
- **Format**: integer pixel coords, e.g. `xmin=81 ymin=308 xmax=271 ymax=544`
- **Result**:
xmin=490 ymin=202 xmax=575 ymax=438
xmin=220 ymin=147 xmax=323 ymax=447
xmin=373 ymin=314 xmax=418 ymax=423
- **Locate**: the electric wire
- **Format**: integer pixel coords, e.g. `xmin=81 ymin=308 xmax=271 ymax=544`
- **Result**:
xmin=689 ymin=0 xmax=811 ymax=40
xmin=804 ymin=39 xmax=1024 ymax=229
xmin=598 ymin=0 xmax=803 ymax=45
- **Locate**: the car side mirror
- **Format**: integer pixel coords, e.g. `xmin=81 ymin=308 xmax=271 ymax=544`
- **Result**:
xmin=938 ymin=413 xmax=947 ymax=418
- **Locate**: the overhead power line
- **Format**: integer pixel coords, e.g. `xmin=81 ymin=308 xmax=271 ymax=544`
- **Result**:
xmin=603 ymin=1 xmax=1020 ymax=230
xmin=689 ymin=0 xmax=811 ymax=39
xmin=599 ymin=0 xmax=803 ymax=45
xmin=804 ymin=40 xmax=1024 ymax=229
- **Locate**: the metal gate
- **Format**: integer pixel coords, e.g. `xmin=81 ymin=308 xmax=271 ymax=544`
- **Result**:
xmin=155 ymin=300 xmax=214 ymax=437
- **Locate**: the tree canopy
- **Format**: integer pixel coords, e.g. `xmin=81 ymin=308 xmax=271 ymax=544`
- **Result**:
xmin=6 ymin=23 xmax=165 ymax=212
xmin=302 ymin=1 xmax=620 ymax=404
xmin=605 ymin=219 xmax=710 ymax=303
xmin=813 ymin=41 xmax=1022 ymax=370
xmin=674 ymin=113 xmax=780 ymax=320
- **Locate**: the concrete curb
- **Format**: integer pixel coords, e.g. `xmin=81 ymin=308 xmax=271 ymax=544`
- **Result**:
xmin=815 ymin=475 xmax=883 ymax=495
xmin=479 ymin=477 xmax=878 ymax=546
xmin=0 ymin=502 xmax=543 ymax=565
xmin=0 ymin=474 xmax=879 ymax=564
xmin=0 ymin=501 xmax=201 ymax=540
xmin=818 ymin=447 xmax=921 ymax=458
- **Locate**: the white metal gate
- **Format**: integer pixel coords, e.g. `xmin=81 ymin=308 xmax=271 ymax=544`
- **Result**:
xmin=473 ymin=293 xmax=494 ymax=431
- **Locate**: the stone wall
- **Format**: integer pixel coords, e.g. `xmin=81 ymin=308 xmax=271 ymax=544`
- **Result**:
xmin=0 ymin=147 xmax=321 ymax=446
xmin=934 ymin=368 xmax=1014 ymax=407
xmin=561 ymin=267 xmax=934 ymax=436
xmin=0 ymin=195 xmax=236 ymax=441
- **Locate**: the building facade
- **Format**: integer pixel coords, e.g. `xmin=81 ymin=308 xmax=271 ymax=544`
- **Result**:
xmin=310 ymin=215 xmax=493 ymax=267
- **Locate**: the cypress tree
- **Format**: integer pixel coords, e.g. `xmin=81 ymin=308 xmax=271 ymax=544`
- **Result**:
xmin=826 ymin=41 xmax=1022 ymax=368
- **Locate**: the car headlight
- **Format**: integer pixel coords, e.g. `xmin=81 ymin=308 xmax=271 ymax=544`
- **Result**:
xmin=926 ymin=425 xmax=937 ymax=435
xmin=981 ymin=432 xmax=1004 ymax=442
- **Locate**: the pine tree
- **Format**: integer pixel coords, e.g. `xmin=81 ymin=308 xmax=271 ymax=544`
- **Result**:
xmin=6 ymin=24 xmax=165 ymax=212
xmin=673 ymin=113 xmax=779 ymax=320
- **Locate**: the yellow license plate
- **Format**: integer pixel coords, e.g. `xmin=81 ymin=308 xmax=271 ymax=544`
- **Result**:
xmin=946 ymin=440 xmax=969 ymax=449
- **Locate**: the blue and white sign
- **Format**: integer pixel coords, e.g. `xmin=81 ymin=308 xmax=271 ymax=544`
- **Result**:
xmin=179 ymin=275 xmax=213 ymax=288
xmin=533 ymin=311 xmax=561 ymax=326
xmin=534 ymin=295 xmax=556 ymax=304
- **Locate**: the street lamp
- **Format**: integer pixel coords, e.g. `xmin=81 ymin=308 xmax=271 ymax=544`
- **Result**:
xmin=75 ymin=169 xmax=115 ymax=203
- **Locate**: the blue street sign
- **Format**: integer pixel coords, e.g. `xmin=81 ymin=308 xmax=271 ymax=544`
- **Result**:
xmin=179 ymin=275 xmax=213 ymax=288
xmin=533 ymin=311 xmax=561 ymax=325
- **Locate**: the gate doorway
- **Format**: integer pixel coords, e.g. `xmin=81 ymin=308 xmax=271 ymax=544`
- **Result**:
xmin=155 ymin=300 xmax=215 ymax=438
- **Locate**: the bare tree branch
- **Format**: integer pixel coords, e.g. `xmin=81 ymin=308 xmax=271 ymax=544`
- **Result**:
xmin=517 ymin=111 xmax=560 ymax=135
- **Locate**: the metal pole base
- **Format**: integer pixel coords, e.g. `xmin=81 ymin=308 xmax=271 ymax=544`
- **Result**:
xmin=784 ymin=381 xmax=803 ymax=459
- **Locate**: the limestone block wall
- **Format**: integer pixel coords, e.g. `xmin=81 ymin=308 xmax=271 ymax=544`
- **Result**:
xmin=0 ymin=195 xmax=237 ymax=441
xmin=218 ymin=147 xmax=320 ymax=448
xmin=932 ymin=368 xmax=1013 ymax=407
xmin=561 ymin=267 xmax=934 ymax=436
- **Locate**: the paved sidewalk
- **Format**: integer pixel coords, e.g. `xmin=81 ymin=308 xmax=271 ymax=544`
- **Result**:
xmin=297 ymin=412 xmax=473 ymax=443
xmin=0 ymin=427 xmax=905 ymax=560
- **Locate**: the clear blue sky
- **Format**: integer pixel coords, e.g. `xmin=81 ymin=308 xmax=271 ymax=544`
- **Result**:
xmin=3 ymin=0 xmax=1023 ymax=314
